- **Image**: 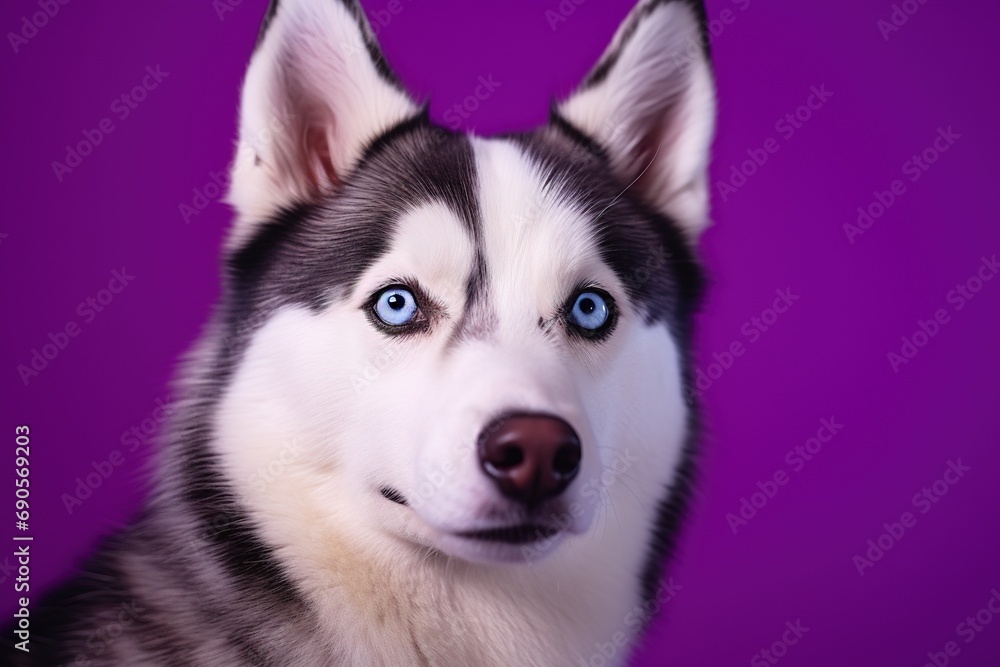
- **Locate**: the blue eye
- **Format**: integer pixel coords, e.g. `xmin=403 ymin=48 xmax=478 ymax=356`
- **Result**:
xmin=568 ymin=290 xmax=612 ymax=333
xmin=374 ymin=287 xmax=419 ymax=326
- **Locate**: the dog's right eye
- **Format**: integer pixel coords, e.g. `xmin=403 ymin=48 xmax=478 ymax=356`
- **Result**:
xmin=372 ymin=286 xmax=421 ymax=328
xmin=565 ymin=287 xmax=616 ymax=340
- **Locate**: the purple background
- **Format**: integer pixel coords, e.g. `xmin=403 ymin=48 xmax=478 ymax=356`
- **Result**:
xmin=2 ymin=0 xmax=999 ymax=665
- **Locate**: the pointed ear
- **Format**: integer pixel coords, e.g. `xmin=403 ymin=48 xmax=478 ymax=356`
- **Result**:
xmin=226 ymin=0 xmax=420 ymax=245
xmin=557 ymin=0 xmax=716 ymax=240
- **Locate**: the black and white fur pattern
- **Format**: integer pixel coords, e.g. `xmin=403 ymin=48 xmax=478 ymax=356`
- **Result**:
xmin=7 ymin=1 xmax=715 ymax=664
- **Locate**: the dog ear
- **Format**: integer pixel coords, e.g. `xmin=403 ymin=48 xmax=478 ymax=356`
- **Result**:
xmin=226 ymin=0 xmax=420 ymax=246
xmin=557 ymin=0 xmax=716 ymax=240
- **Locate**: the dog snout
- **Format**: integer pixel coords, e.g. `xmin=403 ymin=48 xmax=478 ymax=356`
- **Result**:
xmin=477 ymin=414 xmax=581 ymax=507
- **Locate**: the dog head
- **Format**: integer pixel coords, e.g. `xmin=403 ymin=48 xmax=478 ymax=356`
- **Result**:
xmin=211 ymin=0 xmax=714 ymax=568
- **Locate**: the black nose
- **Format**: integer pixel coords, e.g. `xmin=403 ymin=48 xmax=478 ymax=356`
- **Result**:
xmin=477 ymin=414 xmax=581 ymax=506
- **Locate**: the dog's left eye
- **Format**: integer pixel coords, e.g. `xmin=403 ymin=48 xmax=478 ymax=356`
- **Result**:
xmin=567 ymin=289 xmax=614 ymax=336
xmin=373 ymin=287 xmax=420 ymax=326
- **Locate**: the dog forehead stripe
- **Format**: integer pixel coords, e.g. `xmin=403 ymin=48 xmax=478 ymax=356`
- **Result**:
xmin=228 ymin=121 xmax=483 ymax=317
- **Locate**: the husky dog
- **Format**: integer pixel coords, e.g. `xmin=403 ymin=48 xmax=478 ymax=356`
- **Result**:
xmin=9 ymin=0 xmax=715 ymax=664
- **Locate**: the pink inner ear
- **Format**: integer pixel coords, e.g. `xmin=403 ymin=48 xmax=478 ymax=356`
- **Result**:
xmin=631 ymin=115 xmax=670 ymax=198
xmin=280 ymin=60 xmax=341 ymax=197
xmin=303 ymin=121 xmax=339 ymax=193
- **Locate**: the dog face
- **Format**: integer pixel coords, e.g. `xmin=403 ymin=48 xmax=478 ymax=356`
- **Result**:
xmin=212 ymin=0 xmax=714 ymax=570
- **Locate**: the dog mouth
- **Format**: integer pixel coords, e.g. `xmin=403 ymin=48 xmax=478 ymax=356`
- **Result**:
xmin=456 ymin=524 xmax=560 ymax=545
xmin=378 ymin=486 xmax=563 ymax=548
